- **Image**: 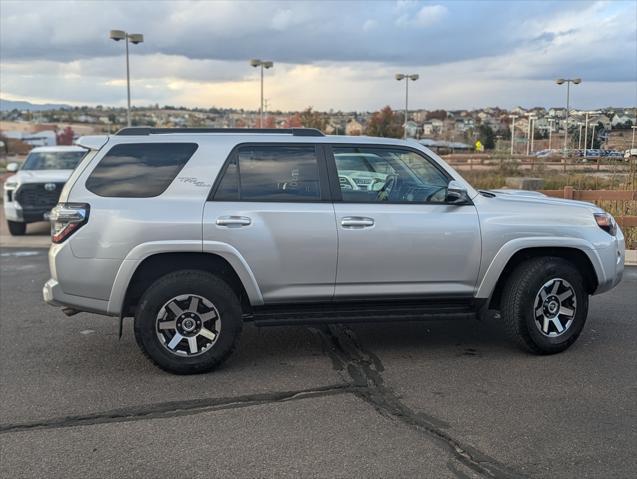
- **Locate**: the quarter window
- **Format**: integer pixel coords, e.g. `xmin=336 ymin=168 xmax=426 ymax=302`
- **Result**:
xmin=213 ymin=145 xmax=321 ymax=201
xmin=333 ymin=147 xmax=449 ymax=203
xmin=86 ymin=143 xmax=197 ymax=198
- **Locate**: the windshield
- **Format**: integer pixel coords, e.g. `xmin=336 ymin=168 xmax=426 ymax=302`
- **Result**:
xmin=21 ymin=150 xmax=87 ymax=171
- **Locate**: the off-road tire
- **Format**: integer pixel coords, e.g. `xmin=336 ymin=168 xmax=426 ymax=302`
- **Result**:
xmin=7 ymin=220 xmax=26 ymax=236
xmin=501 ymin=257 xmax=588 ymax=354
xmin=134 ymin=270 xmax=242 ymax=374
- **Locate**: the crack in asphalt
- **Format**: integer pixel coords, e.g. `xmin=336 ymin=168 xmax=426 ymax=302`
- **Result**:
xmin=2 ymin=323 xmax=525 ymax=478
xmin=312 ymin=324 xmax=528 ymax=479
xmin=0 ymin=384 xmax=355 ymax=434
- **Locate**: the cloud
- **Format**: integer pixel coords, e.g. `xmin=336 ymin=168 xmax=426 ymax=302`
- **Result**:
xmin=0 ymin=0 xmax=635 ymax=110
xmin=270 ymin=9 xmax=294 ymax=31
xmin=396 ymin=4 xmax=448 ymax=27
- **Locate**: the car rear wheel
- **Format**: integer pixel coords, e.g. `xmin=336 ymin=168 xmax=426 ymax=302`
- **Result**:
xmin=7 ymin=220 xmax=26 ymax=236
xmin=134 ymin=270 xmax=242 ymax=374
xmin=501 ymin=257 xmax=588 ymax=354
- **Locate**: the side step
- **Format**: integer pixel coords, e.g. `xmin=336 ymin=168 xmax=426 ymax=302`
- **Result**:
xmin=245 ymin=299 xmax=478 ymax=327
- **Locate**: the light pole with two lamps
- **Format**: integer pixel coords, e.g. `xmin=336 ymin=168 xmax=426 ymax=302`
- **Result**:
xmin=250 ymin=59 xmax=274 ymax=128
xmin=555 ymin=78 xmax=581 ymax=159
xmin=395 ymin=73 xmax=419 ymax=139
xmin=109 ymin=30 xmax=144 ymax=127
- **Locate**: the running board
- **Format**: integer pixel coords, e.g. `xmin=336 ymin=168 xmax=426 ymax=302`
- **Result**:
xmin=245 ymin=299 xmax=478 ymax=327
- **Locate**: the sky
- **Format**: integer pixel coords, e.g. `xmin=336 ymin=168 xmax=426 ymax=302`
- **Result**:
xmin=1 ymin=0 xmax=636 ymax=112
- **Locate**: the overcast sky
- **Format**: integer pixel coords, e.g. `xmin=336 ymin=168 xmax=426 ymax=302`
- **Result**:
xmin=1 ymin=0 xmax=636 ymax=111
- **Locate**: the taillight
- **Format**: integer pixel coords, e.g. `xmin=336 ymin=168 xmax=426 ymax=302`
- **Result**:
xmin=594 ymin=212 xmax=617 ymax=236
xmin=50 ymin=203 xmax=90 ymax=244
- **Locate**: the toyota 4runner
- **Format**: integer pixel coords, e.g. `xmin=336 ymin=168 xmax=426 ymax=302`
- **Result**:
xmin=43 ymin=128 xmax=625 ymax=374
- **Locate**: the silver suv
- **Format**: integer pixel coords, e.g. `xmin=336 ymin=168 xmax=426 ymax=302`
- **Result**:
xmin=43 ymin=128 xmax=625 ymax=374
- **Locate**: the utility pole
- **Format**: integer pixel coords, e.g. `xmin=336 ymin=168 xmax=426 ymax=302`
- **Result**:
xmin=509 ymin=115 xmax=518 ymax=156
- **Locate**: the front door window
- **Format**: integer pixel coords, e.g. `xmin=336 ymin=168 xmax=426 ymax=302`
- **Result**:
xmin=333 ymin=147 xmax=449 ymax=203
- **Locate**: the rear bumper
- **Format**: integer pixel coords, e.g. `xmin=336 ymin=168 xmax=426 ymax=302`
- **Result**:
xmin=43 ymin=278 xmax=114 ymax=316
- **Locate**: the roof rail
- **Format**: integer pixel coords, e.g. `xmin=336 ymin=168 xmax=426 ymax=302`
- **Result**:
xmin=114 ymin=127 xmax=325 ymax=137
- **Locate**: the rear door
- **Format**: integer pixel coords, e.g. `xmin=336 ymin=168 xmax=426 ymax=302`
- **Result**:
xmin=327 ymin=145 xmax=481 ymax=299
xmin=203 ymin=143 xmax=337 ymax=303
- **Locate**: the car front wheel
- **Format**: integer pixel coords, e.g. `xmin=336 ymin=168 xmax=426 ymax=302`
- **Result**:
xmin=501 ymin=257 xmax=589 ymax=354
xmin=134 ymin=270 xmax=242 ymax=374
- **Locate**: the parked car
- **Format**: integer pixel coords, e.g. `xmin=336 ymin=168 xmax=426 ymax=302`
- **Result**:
xmin=625 ymin=149 xmax=637 ymax=160
xmin=44 ymin=128 xmax=624 ymax=374
xmin=3 ymin=145 xmax=87 ymax=235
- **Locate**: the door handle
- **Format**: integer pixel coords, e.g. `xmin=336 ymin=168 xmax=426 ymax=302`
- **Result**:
xmin=216 ymin=216 xmax=251 ymax=227
xmin=341 ymin=217 xmax=374 ymax=228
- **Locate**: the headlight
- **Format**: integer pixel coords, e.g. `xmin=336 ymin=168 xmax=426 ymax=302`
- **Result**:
xmin=594 ymin=213 xmax=617 ymax=236
xmin=4 ymin=181 xmax=18 ymax=189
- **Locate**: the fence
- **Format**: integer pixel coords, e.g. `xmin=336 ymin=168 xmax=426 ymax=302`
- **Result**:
xmin=445 ymin=154 xmax=635 ymax=174
xmin=538 ymin=187 xmax=637 ymax=229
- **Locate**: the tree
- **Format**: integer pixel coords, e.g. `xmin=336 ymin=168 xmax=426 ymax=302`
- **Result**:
xmin=364 ymin=106 xmax=403 ymax=138
xmin=426 ymin=109 xmax=447 ymax=121
xmin=300 ymin=107 xmax=327 ymax=131
xmin=287 ymin=113 xmax=302 ymax=128
xmin=477 ymin=124 xmax=495 ymax=150
xmin=263 ymin=115 xmax=276 ymax=128
xmin=56 ymin=126 xmax=74 ymax=145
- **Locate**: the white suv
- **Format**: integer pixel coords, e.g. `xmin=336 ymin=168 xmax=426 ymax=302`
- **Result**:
xmin=43 ymin=128 xmax=624 ymax=374
xmin=3 ymin=145 xmax=87 ymax=235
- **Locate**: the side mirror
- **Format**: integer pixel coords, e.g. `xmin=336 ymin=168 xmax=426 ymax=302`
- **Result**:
xmin=6 ymin=162 xmax=19 ymax=173
xmin=446 ymin=180 xmax=470 ymax=204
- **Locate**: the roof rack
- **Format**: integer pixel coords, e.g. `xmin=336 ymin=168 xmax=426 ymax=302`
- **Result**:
xmin=115 ymin=127 xmax=325 ymax=137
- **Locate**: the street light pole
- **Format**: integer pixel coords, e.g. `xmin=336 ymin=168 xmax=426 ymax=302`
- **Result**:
xmin=548 ymin=118 xmax=554 ymax=151
xmin=110 ymin=30 xmax=144 ymax=127
xmin=530 ymin=116 xmax=536 ymax=154
xmin=250 ymin=59 xmax=274 ymax=128
xmin=631 ymin=124 xmax=636 ymax=149
xmin=509 ymin=115 xmax=518 ymax=156
xmin=525 ymin=114 xmax=535 ymax=155
xmin=583 ymin=112 xmax=589 ymax=159
xmin=577 ymin=123 xmax=584 ymax=150
xmin=395 ymin=73 xmax=419 ymax=139
xmin=556 ymin=78 xmax=581 ymax=160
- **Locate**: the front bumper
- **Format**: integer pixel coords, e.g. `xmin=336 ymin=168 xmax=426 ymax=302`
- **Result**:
xmin=4 ymin=201 xmax=23 ymax=222
xmin=592 ymin=230 xmax=625 ymax=295
xmin=4 ymin=200 xmax=52 ymax=223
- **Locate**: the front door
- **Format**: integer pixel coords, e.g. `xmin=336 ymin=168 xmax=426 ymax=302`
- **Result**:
xmin=203 ymin=143 xmax=337 ymax=302
xmin=328 ymin=145 xmax=481 ymax=299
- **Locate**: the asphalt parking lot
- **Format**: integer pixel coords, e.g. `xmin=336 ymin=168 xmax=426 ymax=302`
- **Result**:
xmin=0 ymin=247 xmax=636 ymax=479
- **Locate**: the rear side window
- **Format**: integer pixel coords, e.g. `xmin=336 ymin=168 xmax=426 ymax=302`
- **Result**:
xmin=85 ymin=143 xmax=198 ymax=197
xmin=213 ymin=145 xmax=321 ymax=201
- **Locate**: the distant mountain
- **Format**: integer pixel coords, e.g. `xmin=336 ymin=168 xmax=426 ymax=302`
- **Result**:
xmin=0 ymin=98 xmax=71 ymax=112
